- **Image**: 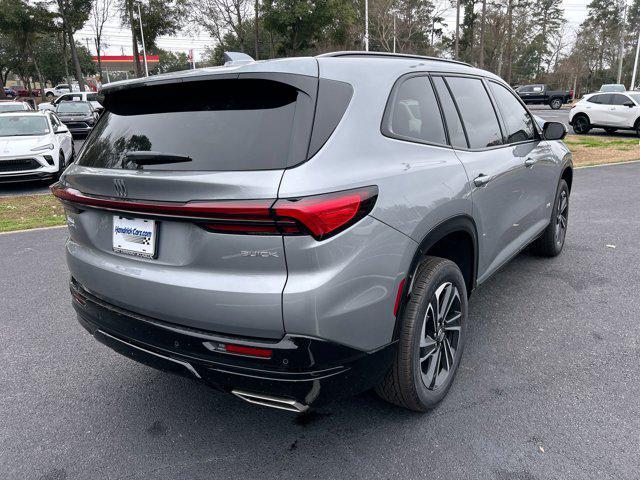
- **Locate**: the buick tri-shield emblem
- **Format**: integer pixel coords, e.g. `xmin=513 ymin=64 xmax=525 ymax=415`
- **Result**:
xmin=113 ymin=178 xmax=127 ymax=197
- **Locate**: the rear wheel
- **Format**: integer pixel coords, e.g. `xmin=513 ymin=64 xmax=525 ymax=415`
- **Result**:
xmin=376 ymin=257 xmax=468 ymax=411
xmin=604 ymin=128 xmax=617 ymax=134
xmin=572 ymin=114 xmax=591 ymax=134
xmin=550 ymin=98 xmax=562 ymax=110
xmin=531 ymin=179 xmax=569 ymax=257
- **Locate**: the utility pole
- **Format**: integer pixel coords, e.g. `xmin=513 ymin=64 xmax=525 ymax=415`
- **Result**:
xmin=479 ymin=0 xmax=486 ymax=68
xmin=137 ymin=2 xmax=149 ymax=77
xmin=393 ymin=13 xmax=396 ymax=53
xmin=365 ymin=0 xmax=369 ymax=51
xmin=632 ymin=28 xmax=640 ymax=90
xmin=617 ymin=1 xmax=627 ymax=84
xmin=454 ymin=0 xmax=460 ymax=58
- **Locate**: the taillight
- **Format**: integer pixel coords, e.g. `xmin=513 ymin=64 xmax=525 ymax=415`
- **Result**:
xmin=273 ymin=186 xmax=378 ymax=240
xmin=51 ymin=183 xmax=377 ymax=241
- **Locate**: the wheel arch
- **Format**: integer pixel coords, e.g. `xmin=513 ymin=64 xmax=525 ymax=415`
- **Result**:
xmin=392 ymin=215 xmax=478 ymax=340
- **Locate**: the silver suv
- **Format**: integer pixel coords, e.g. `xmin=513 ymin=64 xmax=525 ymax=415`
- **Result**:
xmin=53 ymin=52 xmax=572 ymax=412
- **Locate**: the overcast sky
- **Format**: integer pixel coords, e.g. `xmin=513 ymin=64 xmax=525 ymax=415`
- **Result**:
xmin=76 ymin=0 xmax=590 ymax=61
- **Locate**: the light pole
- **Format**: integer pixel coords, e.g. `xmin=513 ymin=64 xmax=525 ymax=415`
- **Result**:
xmin=632 ymin=28 xmax=640 ymax=90
xmin=365 ymin=0 xmax=369 ymax=51
xmin=393 ymin=13 xmax=396 ymax=53
xmin=137 ymin=2 xmax=149 ymax=77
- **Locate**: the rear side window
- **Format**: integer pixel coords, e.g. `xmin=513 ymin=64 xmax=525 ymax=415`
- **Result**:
xmin=445 ymin=77 xmax=503 ymax=149
xmin=489 ymin=81 xmax=536 ymax=143
xmin=587 ymin=94 xmax=608 ymax=104
xmin=432 ymin=76 xmax=467 ymax=148
xmin=383 ymin=76 xmax=447 ymax=146
xmin=78 ymin=78 xmax=314 ymax=171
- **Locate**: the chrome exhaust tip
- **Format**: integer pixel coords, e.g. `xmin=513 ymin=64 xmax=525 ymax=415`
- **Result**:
xmin=231 ymin=390 xmax=309 ymax=413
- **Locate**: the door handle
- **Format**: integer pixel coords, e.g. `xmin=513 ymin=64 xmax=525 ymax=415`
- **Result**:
xmin=524 ymin=157 xmax=537 ymax=168
xmin=474 ymin=174 xmax=491 ymax=187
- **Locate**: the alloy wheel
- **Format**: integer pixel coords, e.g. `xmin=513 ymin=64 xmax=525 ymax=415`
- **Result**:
xmin=419 ymin=282 xmax=462 ymax=391
xmin=574 ymin=117 xmax=587 ymax=133
xmin=556 ymin=190 xmax=568 ymax=247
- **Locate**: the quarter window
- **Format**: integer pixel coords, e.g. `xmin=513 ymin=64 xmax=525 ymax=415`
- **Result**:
xmin=385 ymin=76 xmax=447 ymax=145
xmin=489 ymin=82 xmax=536 ymax=143
xmin=445 ymin=77 xmax=503 ymax=148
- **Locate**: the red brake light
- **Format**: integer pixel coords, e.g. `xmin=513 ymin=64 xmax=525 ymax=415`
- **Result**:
xmin=274 ymin=186 xmax=378 ymax=240
xmin=51 ymin=183 xmax=378 ymax=241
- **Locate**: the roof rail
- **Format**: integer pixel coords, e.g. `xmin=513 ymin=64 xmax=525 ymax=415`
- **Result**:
xmin=317 ymin=51 xmax=472 ymax=67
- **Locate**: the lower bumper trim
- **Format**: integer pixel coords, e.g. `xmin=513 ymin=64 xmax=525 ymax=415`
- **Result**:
xmin=96 ymin=329 xmax=201 ymax=379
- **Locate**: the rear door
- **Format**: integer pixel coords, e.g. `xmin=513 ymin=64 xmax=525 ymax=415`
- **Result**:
xmin=584 ymin=94 xmax=610 ymax=125
xmin=61 ymin=74 xmax=317 ymax=339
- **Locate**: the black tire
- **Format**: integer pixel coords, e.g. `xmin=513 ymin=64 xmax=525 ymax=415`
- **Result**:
xmin=55 ymin=151 xmax=66 ymax=180
xmin=376 ymin=257 xmax=468 ymax=411
xmin=531 ymin=179 xmax=569 ymax=257
xmin=550 ymin=98 xmax=562 ymax=110
xmin=604 ymin=128 xmax=617 ymax=135
xmin=572 ymin=114 xmax=591 ymax=134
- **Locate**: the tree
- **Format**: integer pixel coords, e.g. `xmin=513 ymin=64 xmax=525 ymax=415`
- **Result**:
xmin=119 ymin=0 xmax=185 ymax=77
xmin=52 ymin=0 xmax=92 ymax=91
xmin=91 ymin=0 xmax=114 ymax=81
xmin=156 ymin=49 xmax=190 ymax=73
xmin=0 ymin=0 xmax=56 ymax=96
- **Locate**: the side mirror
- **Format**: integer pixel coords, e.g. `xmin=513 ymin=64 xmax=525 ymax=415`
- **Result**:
xmin=542 ymin=121 xmax=567 ymax=141
xmin=55 ymin=125 xmax=69 ymax=134
xmin=624 ymin=101 xmax=635 ymax=108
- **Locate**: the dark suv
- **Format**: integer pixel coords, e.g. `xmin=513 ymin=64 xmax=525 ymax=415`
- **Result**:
xmin=53 ymin=52 xmax=572 ymax=412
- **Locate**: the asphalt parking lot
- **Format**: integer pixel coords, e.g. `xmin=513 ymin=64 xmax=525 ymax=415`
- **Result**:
xmin=1 ymin=161 xmax=639 ymax=479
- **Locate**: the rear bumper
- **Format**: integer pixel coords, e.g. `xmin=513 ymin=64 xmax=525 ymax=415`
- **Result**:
xmin=70 ymin=279 xmax=395 ymax=409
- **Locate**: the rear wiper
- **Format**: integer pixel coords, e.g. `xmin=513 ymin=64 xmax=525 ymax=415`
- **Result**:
xmin=124 ymin=151 xmax=192 ymax=168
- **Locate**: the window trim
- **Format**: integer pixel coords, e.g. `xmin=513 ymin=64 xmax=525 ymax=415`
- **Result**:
xmin=486 ymin=79 xmax=541 ymax=146
xmin=380 ymin=72 xmax=452 ymax=149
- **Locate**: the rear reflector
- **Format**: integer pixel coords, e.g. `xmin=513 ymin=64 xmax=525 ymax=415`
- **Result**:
xmin=51 ymin=183 xmax=377 ymax=241
xmin=224 ymin=344 xmax=273 ymax=359
xmin=394 ymin=278 xmax=406 ymax=317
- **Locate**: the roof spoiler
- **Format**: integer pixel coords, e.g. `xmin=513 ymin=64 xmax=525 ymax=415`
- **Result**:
xmin=223 ymin=52 xmax=255 ymax=66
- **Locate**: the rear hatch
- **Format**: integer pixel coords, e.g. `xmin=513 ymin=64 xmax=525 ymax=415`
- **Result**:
xmin=59 ymin=70 xmax=317 ymax=339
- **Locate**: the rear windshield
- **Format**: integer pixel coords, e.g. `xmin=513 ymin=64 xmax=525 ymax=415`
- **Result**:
xmin=78 ymin=79 xmax=313 ymax=171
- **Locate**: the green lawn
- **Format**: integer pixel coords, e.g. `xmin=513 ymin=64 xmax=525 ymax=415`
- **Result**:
xmin=0 ymin=194 xmax=66 ymax=233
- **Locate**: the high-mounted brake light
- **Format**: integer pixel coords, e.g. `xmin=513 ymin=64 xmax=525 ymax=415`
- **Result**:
xmin=51 ymin=183 xmax=378 ymax=241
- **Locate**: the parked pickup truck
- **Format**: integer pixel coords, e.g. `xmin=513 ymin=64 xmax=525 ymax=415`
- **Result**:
xmin=515 ymin=84 xmax=572 ymax=110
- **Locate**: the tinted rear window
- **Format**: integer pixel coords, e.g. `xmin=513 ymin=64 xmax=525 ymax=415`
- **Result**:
xmin=445 ymin=77 xmax=503 ymax=149
xmin=78 ymin=79 xmax=313 ymax=171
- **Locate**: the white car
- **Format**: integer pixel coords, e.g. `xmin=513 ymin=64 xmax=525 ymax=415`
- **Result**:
xmin=569 ymin=90 xmax=640 ymax=135
xmin=44 ymin=83 xmax=80 ymax=99
xmin=39 ymin=91 xmax=103 ymax=113
xmin=0 ymin=111 xmax=74 ymax=182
